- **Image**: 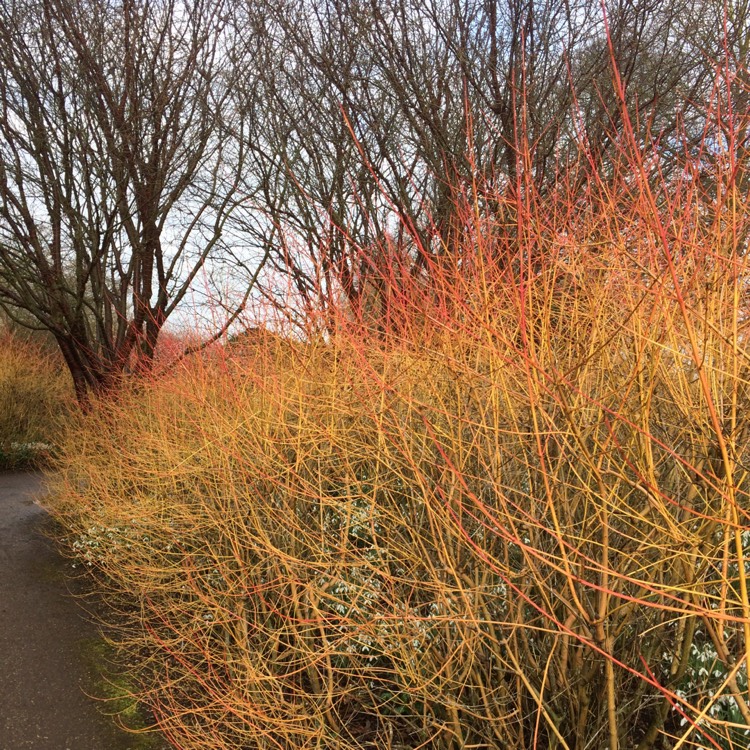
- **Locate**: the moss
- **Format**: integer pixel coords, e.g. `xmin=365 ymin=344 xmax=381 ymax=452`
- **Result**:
xmin=76 ymin=636 xmax=168 ymax=750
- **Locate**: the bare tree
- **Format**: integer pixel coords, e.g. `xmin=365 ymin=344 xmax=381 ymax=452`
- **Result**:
xmin=230 ymin=0 xmax=728 ymax=330
xmin=0 ymin=0 xmax=262 ymax=402
xmin=0 ymin=0 xmax=737 ymax=375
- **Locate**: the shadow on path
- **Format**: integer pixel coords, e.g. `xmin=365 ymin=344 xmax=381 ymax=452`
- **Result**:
xmin=0 ymin=472 xmax=165 ymax=750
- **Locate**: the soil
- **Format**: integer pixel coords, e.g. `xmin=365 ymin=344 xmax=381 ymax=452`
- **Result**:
xmin=0 ymin=471 xmax=167 ymax=750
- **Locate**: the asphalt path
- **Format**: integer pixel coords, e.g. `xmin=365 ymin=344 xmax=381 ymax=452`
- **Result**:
xmin=0 ymin=471 xmax=159 ymax=750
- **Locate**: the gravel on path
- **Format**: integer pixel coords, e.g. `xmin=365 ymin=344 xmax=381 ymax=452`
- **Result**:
xmin=0 ymin=471 xmax=161 ymax=750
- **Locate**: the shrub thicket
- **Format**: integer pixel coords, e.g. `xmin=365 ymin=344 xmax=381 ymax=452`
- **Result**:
xmin=46 ymin=64 xmax=750 ymax=750
xmin=0 ymin=329 xmax=72 ymax=467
